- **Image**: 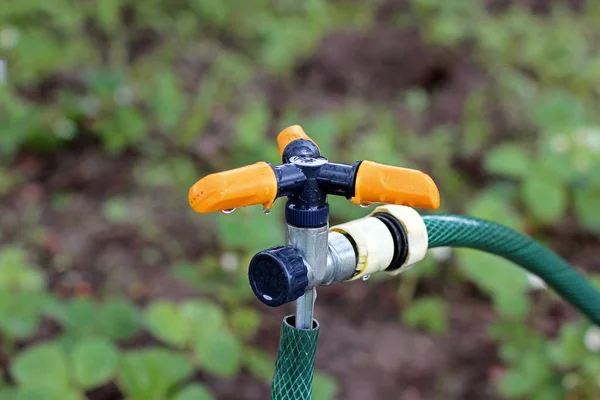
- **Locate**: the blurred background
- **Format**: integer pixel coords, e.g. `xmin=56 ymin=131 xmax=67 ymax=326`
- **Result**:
xmin=2 ymin=0 xmax=600 ymax=399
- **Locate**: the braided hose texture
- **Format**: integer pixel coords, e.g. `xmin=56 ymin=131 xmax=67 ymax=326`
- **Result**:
xmin=423 ymin=215 xmax=600 ymax=326
xmin=271 ymin=316 xmax=320 ymax=400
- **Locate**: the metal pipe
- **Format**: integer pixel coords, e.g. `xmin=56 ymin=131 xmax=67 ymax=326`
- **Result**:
xmin=323 ymin=231 xmax=357 ymax=285
xmin=295 ymin=288 xmax=316 ymax=330
xmin=287 ymin=224 xmax=328 ymax=329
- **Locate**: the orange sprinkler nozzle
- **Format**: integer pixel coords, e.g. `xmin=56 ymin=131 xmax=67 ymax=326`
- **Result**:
xmin=189 ymin=125 xmax=439 ymax=217
xmin=352 ymin=161 xmax=440 ymax=209
xmin=189 ymin=124 xmax=442 ymax=315
xmin=189 ymin=162 xmax=278 ymax=213
xmin=276 ymin=125 xmax=320 ymax=156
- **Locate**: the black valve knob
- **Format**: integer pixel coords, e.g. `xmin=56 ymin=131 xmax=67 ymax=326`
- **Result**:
xmin=248 ymin=246 xmax=308 ymax=307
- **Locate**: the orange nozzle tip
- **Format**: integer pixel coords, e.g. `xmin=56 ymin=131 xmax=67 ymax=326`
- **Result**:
xmin=424 ymin=174 xmax=441 ymax=209
xmin=188 ymin=181 xmax=209 ymax=213
xmin=276 ymin=125 xmax=319 ymax=156
xmin=188 ymin=162 xmax=278 ymax=213
xmin=352 ymin=161 xmax=441 ymax=209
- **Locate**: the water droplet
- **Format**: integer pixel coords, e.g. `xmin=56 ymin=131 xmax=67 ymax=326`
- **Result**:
xmin=263 ymin=208 xmax=271 ymax=215
xmin=222 ymin=208 xmax=236 ymax=214
xmin=359 ymin=202 xmax=371 ymax=208
xmin=362 ymin=274 xmax=371 ymax=281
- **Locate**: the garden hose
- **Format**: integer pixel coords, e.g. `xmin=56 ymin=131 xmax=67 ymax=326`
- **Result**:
xmin=423 ymin=215 xmax=600 ymax=326
xmin=271 ymin=316 xmax=320 ymax=400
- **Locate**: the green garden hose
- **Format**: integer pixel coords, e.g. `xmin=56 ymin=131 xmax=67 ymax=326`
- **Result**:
xmin=271 ymin=316 xmax=320 ymax=400
xmin=423 ymin=215 xmax=600 ymax=326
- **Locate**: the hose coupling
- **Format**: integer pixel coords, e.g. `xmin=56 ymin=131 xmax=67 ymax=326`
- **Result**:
xmin=330 ymin=205 xmax=429 ymax=280
xmin=248 ymin=205 xmax=428 ymax=306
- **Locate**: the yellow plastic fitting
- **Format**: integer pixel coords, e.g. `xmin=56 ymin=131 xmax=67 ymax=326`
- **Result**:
xmin=189 ymin=162 xmax=278 ymax=213
xmin=352 ymin=161 xmax=440 ymax=209
xmin=276 ymin=125 xmax=320 ymax=156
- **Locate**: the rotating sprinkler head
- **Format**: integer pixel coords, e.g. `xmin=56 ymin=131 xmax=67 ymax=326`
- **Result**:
xmin=189 ymin=125 xmax=440 ymax=329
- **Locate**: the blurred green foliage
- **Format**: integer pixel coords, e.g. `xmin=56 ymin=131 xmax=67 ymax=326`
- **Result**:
xmin=0 ymin=247 xmax=47 ymax=341
xmin=0 ymin=245 xmax=337 ymax=399
xmin=402 ymin=296 xmax=448 ymax=334
xmin=2 ymin=0 xmax=600 ymax=398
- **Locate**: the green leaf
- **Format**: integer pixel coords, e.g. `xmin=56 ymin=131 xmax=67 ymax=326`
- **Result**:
xmin=98 ymin=107 xmax=147 ymax=154
xmin=0 ymin=292 xmax=45 ymax=339
xmin=170 ymin=263 xmax=212 ymax=292
xmin=97 ymin=0 xmax=120 ymax=33
xmin=229 ymin=307 xmax=261 ymax=339
xmin=582 ymin=353 xmax=600 ymax=376
xmin=71 ymin=338 xmax=119 ymax=389
xmin=405 ymin=89 xmax=429 ymax=114
xmin=531 ymin=385 xmax=564 ymax=400
xmin=531 ymin=90 xmax=586 ymax=132
xmin=103 ymin=198 xmax=130 ymax=223
xmin=100 ymin=298 xmax=141 ymax=340
xmin=59 ymin=298 xmax=100 ymax=338
xmin=497 ymin=368 xmax=534 ymax=398
xmin=494 ymin=293 xmax=531 ymax=320
xmin=0 ymin=388 xmax=17 ymax=400
xmin=547 ymin=322 xmax=587 ymax=368
xmin=518 ymin=352 xmax=553 ymax=387
xmin=312 ymin=372 xmax=339 ymax=400
xmin=216 ymin=206 xmax=284 ymax=251
xmin=42 ymin=295 xmax=67 ymax=320
xmin=180 ymin=300 xmax=225 ymax=339
xmin=350 ymin=130 xmax=406 ymax=167
xmin=461 ymin=89 xmax=490 ymax=155
xmin=521 ymin=172 xmax=567 ymax=223
xmin=301 ymin=115 xmax=338 ymax=160
xmin=243 ymin=348 xmax=274 ymax=383
xmin=171 ymin=384 xmax=215 ymax=400
xmin=194 ymin=331 xmax=242 ymax=378
xmin=11 ymin=343 xmax=69 ymax=389
xmin=144 ymin=301 xmax=189 ymax=347
xmin=234 ymin=100 xmax=270 ymax=154
xmin=402 ymin=296 xmax=448 ymax=334
xmin=0 ymin=247 xmax=44 ymax=291
xmin=574 ymin=187 xmax=600 ymax=232
xmin=491 ymin=321 xmax=545 ymax=353
xmin=12 ymin=30 xmax=66 ymax=79
xmin=0 ymin=168 xmax=21 ymax=195
xmin=118 ymin=349 xmax=194 ymax=400
xmin=467 ymin=186 xmax=523 ymax=231
xmin=135 ymin=157 xmax=198 ymax=193
xmin=457 ymin=249 xmax=530 ymax=319
xmin=535 ymin=152 xmax=573 ymax=183
xmin=88 ymin=69 xmax=124 ymax=99
xmin=15 ymin=386 xmax=81 ymax=400
xmin=150 ymin=72 xmax=185 ymax=130
xmin=259 ymin=19 xmax=325 ymax=73
xmin=485 ymin=144 xmax=530 ymax=178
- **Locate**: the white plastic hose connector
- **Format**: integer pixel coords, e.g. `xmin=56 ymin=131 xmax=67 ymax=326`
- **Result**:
xmin=330 ymin=216 xmax=394 ymax=280
xmin=329 ymin=205 xmax=429 ymax=280
xmin=369 ymin=205 xmax=428 ymax=276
